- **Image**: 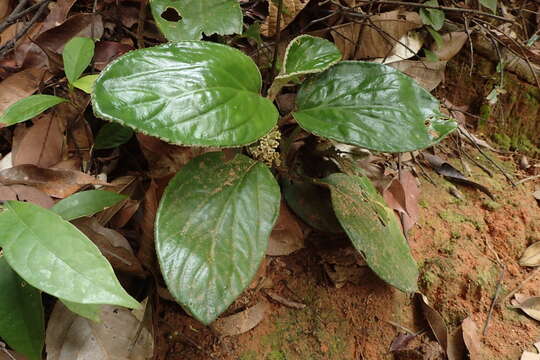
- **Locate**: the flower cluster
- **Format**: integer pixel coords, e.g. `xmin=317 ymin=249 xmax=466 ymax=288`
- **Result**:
xmin=248 ymin=127 xmax=281 ymax=167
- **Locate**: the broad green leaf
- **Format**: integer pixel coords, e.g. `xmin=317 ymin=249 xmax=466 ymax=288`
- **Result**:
xmin=0 ymin=257 xmax=44 ymax=360
xmin=282 ymin=179 xmax=343 ymax=233
xmin=322 ymin=174 xmax=418 ymax=292
xmin=73 ymin=74 xmax=99 ymax=94
xmin=61 ymin=299 xmax=101 ymax=322
xmin=51 ymin=190 xmax=127 ymax=221
xmin=0 ymin=201 xmax=140 ymax=309
xmin=0 ymin=95 xmax=66 ymax=126
xmin=420 ymin=0 xmax=445 ymax=31
xmin=277 ymin=35 xmax=342 ymax=80
xmin=155 ymin=152 xmax=280 ymax=324
xmin=94 ymin=122 xmax=134 ymax=150
xmin=150 ymin=0 xmax=242 ymax=41
xmin=92 ymin=42 xmax=278 ymax=147
xmin=479 ymin=0 xmax=497 ymax=13
xmin=63 ymin=37 xmax=95 ymax=85
xmin=292 ymin=61 xmax=457 ymax=153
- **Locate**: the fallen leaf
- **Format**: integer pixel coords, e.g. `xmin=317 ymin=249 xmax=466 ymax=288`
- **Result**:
xmin=389 ymin=59 xmax=447 ymax=91
xmin=0 ymin=184 xmax=54 ymax=208
xmin=0 ymin=23 xmax=21 ymax=47
xmin=0 ymin=1 xmax=10 ymax=21
xmin=383 ymin=170 xmax=420 ymax=232
xmin=12 ymin=114 xmax=66 ymax=168
xmin=512 ymin=294 xmax=540 ymax=321
xmin=109 ymin=199 xmax=140 ymax=229
xmin=520 ymin=242 xmax=540 ymax=267
xmin=261 ymin=0 xmax=310 ymax=37
xmin=46 ymin=301 xmax=153 ymax=360
xmin=331 ymin=10 xmax=422 ymax=59
xmin=0 ymin=67 xmax=50 ymax=116
xmin=41 ymin=0 xmax=78 ymax=32
xmin=0 ymin=164 xmax=108 ymax=198
xmin=94 ymin=41 xmax=133 ymax=70
xmin=267 ymin=201 xmax=305 ymax=256
xmin=462 ymin=317 xmax=483 ymax=359
xmin=72 ymin=217 xmax=145 ymax=276
xmin=95 ymin=176 xmax=141 ymax=225
xmin=136 ymin=180 xmax=160 ymax=268
xmin=534 ymin=190 xmax=540 ymax=201
xmin=372 ymin=31 xmax=424 ymax=64
xmin=431 ymin=32 xmax=468 ymax=61
xmin=211 ymin=302 xmax=270 ymax=336
xmin=521 ymin=343 xmax=540 ymax=360
xmin=389 ymin=333 xmax=416 ymax=352
xmin=418 ymin=293 xmax=448 ymax=354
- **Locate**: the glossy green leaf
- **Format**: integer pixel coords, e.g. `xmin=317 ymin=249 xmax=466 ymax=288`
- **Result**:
xmin=0 ymin=95 xmax=66 ymax=126
xmin=277 ymin=35 xmax=341 ymax=80
xmin=322 ymin=174 xmax=418 ymax=292
xmin=150 ymin=0 xmax=242 ymax=41
xmin=63 ymin=37 xmax=95 ymax=85
xmin=92 ymin=42 xmax=278 ymax=147
xmin=94 ymin=122 xmax=134 ymax=150
xmin=293 ymin=61 xmax=457 ymax=153
xmin=156 ymin=152 xmax=280 ymax=324
xmin=61 ymin=299 xmax=101 ymax=322
xmin=0 ymin=201 xmax=140 ymax=309
xmin=0 ymin=257 xmax=44 ymax=360
xmin=420 ymin=0 xmax=445 ymax=31
xmin=73 ymin=74 xmax=99 ymax=94
xmin=51 ymin=190 xmax=127 ymax=221
xmin=479 ymin=0 xmax=497 ymax=13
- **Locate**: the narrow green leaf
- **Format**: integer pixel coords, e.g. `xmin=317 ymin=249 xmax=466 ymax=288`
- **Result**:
xmin=277 ymin=35 xmax=342 ymax=80
xmin=322 ymin=174 xmax=419 ymax=292
xmin=60 ymin=299 xmax=101 ymax=322
xmin=0 ymin=95 xmax=66 ymax=126
xmin=479 ymin=0 xmax=497 ymax=13
xmin=51 ymin=190 xmax=127 ymax=221
xmin=419 ymin=0 xmax=445 ymax=31
xmin=94 ymin=122 xmax=134 ymax=150
xmin=0 ymin=201 xmax=140 ymax=309
xmin=63 ymin=37 xmax=95 ymax=84
xmin=156 ymin=152 xmax=280 ymax=324
xmin=92 ymin=42 xmax=278 ymax=147
xmin=150 ymin=0 xmax=242 ymax=41
xmin=427 ymin=26 xmax=444 ymax=49
xmin=73 ymin=74 xmax=99 ymax=94
xmin=292 ymin=61 xmax=457 ymax=153
xmin=0 ymin=257 xmax=44 ymax=360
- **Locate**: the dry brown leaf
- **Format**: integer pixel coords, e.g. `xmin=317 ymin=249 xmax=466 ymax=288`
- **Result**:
xmin=0 ymin=1 xmax=10 ymax=21
xmin=73 ymin=217 xmax=145 ymax=276
xmin=383 ymin=170 xmax=420 ymax=233
xmin=46 ymin=301 xmax=153 ymax=360
xmin=521 ymin=343 xmax=540 ymax=360
xmin=12 ymin=114 xmax=66 ymax=168
xmin=331 ymin=10 xmax=422 ymax=59
xmin=520 ymin=242 xmax=540 ymax=267
xmin=94 ymin=41 xmax=133 ymax=70
xmin=389 ymin=60 xmax=447 ymax=91
xmin=431 ymin=32 xmax=468 ymax=61
xmin=95 ymin=176 xmax=141 ymax=225
xmin=268 ymin=202 xmax=304 ymax=256
xmin=41 ymin=0 xmax=78 ymax=32
xmin=512 ymin=294 xmax=540 ymax=321
xmin=534 ymin=190 xmax=540 ymax=201
xmin=0 ymin=23 xmax=21 ymax=47
xmin=418 ymin=294 xmax=450 ymax=357
xmin=0 ymin=184 xmax=54 ymax=208
xmin=211 ymin=302 xmax=270 ymax=336
xmin=110 ymin=199 xmax=140 ymax=229
xmin=261 ymin=0 xmax=310 ymax=37
xmin=137 ymin=180 xmax=160 ymax=268
xmin=0 ymin=164 xmax=108 ymax=198
xmin=0 ymin=67 xmax=50 ymax=115
xmin=372 ymin=31 xmax=424 ymax=64
xmin=461 ymin=317 xmax=483 ymax=359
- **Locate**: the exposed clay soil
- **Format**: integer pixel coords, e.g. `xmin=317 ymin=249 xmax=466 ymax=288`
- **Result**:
xmin=154 ymin=151 xmax=540 ymax=360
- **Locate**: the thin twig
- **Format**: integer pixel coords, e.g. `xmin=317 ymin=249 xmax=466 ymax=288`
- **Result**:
xmin=504 ymin=268 xmax=540 ymax=304
xmin=0 ymin=0 xmax=30 ymax=34
xmin=136 ymin=0 xmax=148 ymax=48
xmin=482 ymin=265 xmax=505 ymax=335
xmin=516 ymin=174 xmax=540 ymax=185
xmin=268 ymin=0 xmax=284 ymax=93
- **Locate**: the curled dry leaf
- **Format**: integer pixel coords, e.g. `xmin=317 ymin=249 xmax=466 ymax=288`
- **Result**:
xmin=0 ymin=184 xmax=54 ymax=208
xmin=265 ymin=290 xmax=306 ymax=309
xmin=267 ymin=201 xmax=305 ymax=256
xmin=331 ymin=10 xmax=422 ymax=59
xmin=389 ymin=59 xmax=447 ymax=91
xmin=261 ymin=0 xmax=310 ymax=37
xmin=431 ymin=32 xmax=468 ymax=61
xmin=383 ymin=170 xmax=420 ymax=233
xmin=73 ymin=217 xmax=145 ymax=276
xmin=46 ymin=301 xmax=153 ymax=360
xmin=0 ymin=67 xmax=50 ymax=116
xmin=0 ymin=164 xmax=108 ymax=198
xmin=94 ymin=176 xmax=140 ymax=225
xmin=211 ymin=302 xmax=270 ymax=336
xmin=512 ymin=294 xmax=540 ymax=321
xmin=372 ymin=32 xmax=424 ymax=64
xmin=461 ymin=317 xmax=483 ymax=359
xmin=94 ymin=41 xmax=134 ymax=70
xmin=418 ymin=293 xmax=448 ymax=353
xmin=520 ymin=242 xmax=540 ymax=267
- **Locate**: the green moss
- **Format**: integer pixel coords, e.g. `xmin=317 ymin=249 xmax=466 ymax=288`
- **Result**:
xmin=418 ymin=199 xmax=429 ymax=209
xmin=478 ymin=104 xmax=491 ymax=129
xmin=483 ymin=200 xmax=501 ymax=211
xmin=240 ymin=350 xmax=259 ymax=360
xmin=493 ymin=133 xmax=511 ymax=151
xmin=268 ymin=351 xmax=287 ymax=360
xmin=510 ymin=134 xmax=539 ymax=154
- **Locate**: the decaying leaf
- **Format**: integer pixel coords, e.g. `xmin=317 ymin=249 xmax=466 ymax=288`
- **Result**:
xmin=261 ymin=0 xmax=310 ymax=37
xmin=46 ymin=301 xmax=153 ymax=360
xmin=521 ymin=343 xmax=540 ymax=360
xmin=267 ymin=202 xmax=305 ymax=256
xmin=389 ymin=59 xmax=447 ymax=91
xmin=512 ymin=294 xmax=540 ymax=321
xmin=521 ymin=242 xmax=540 ymax=267
xmin=211 ymin=302 xmax=270 ymax=336
xmin=431 ymin=32 xmax=468 ymax=61
xmin=94 ymin=176 xmax=140 ymax=226
xmin=462 ymin=317 xmax=483 ymax=359
xmin=331 ymin=10 xmax=422 ymax=59
xmin=534 ymin=190 xmax=540 ymax=201
xmin=0 ymin=184 xmax=54 ymax=208
xmin=0 ymin=164 xmax=108 ymax=198
xmin=418 ymin=294 xmax=448 ymax=353
xmin=0 ymin=68 xmax=50 ymax=116
xmin=73 ymin=218 xmax=144 ymax=276
xmin=372 ymin=31 xmax=424 ymax=64
xmin=383 ymin=170 xmax=420 ymax=233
